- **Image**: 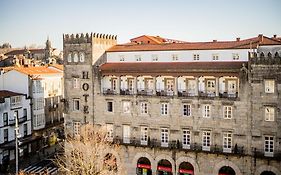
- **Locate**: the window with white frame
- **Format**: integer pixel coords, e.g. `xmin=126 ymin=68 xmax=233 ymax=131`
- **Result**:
xmin=107 ymin=101 xmax=113 ymax=112
xmin=202 ymin=131 xmax=211 ymax=151
xmin=182 ymin=129 xmax=191 ymax=149
xmin=227 ymin=80 xmax=237 ymax=95
xmin=264 ymin=136 xmax=274 ymax=157
xmin=127 ymin=78 xmax=134 ymax=91
xmin=212 ymin=54 xmax=219 ymax=60
xmin=4 ymin=129 xmax=8 ymax=142
xmin=33 ymin=97 xmax=44 ymax=110
xmin=79 ymin=52 xmax=85 ymax=62
xmin=140 ymin=102 xmax=148 ymax=114
xmin=172 ymin=54 xmax=178 ymax=61
xmin=152 ymin=54 xmax=158 ymax=61
xmin=203 ymin=105 xmax=211 ymax=118
xmin=33 ymin=80 xmax=43 ymax=93
xmin=135 ymin=55 xmax=142 ymax=61
xmin=265 ymin=107 xmax=275 ymax=121
xmin=106 ymin=124 xmax=114 ymax=141
xmin=193 ymin=54 xmax=200 ymax=60
xmin=10 ymin=96 xmax=21 ymax=107
xmin=123 ymin=125 xmax=130 ymax=143
xmin=33 ymin=114 xmax=45 ymax=127
xmin=73 ymin=99 xmax=80 ymax=111
xmin=264 ymin=80 xmax=275 ymax=93
xmin=183 ymin=104 xmax=191 ymax=117
xmin=223 ymin=106 xmax=232 ymax=119
xmin=111 ymin=78 xmax=117 ymax=91
xmin=206 ymin=80 xmax=215 ymax=92
xmin=73 ymin=52 xmax=79 ymax=62
xmin=223 ymin=132 xmax=232 ymax=153
xmin=161 ymin=128 xmax=169 ymax=147
xmin=140 ymin=126 xmax=148 ymax=145
xmin=73 ymin=122 xmax=81 ymax=137
xmin=3 ymin=112 xmax=8 ymax=126
xmin=67 ymin=53 xmax=72 ymax=62
xmin=161 ymin=103 xmax=168 ymax=115
xmin=187 ymin=79 xmax=196 ymax=94
xmin=232 ymin=53 xmax=240 ymax=60
xmin=73 ymin=78 xmax=79 ymax=89
xmin=123 ymin=101 xmax=131 ymax=114
xmin=119 ymin=55 xmax=125 ymax=61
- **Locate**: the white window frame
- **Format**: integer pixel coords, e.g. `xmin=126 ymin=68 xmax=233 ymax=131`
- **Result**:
xmin=10 ymin=96 xmax=21 ymax=108
xmin=123 ymin=125 xmax=130 ymax=143
xmin=79 ymin=52 xmax=85 ymax=62
xmin=223 ymin=106 xmax=232 ymax=119
xmin=264 ymin=80 xmax=275 ymax=93
xmin=106 ymin=124 xmax=114 ymax=142
xmin=264 ymin=136 xmax=274 ymax=157
xmin=172 ymin=54 xmax=178 ymax=61
xmin=202 ymin=131 xmax=211 ymax=151
xmin=212 ymin=54 xmax=219 ymax=60
xmin=223 ymin=132 xmax=232 ymax=153
xmin=73 ymin=52 xmax=79 ymax=62
xmin=265 ymin=107 xmax=275 ymax=121
xmin=140 ymin=102 xmax=148 ymax=115
xmin=67 ymin=53 xmax=72 ymax=62
xmin=183 ymin=104 xmax=191 ymax=117
xmin=73 ymin=121 xmax=81 ymax=137
xmin=140 ymin=126 xmax=148 ymax=145
xmin=182 ymin=129 xmax=191 ymax=149
xmin=193 ymin=54 xmax=200 ymax=60
xmin=73 ymin=99 xmax=80 ymax=111
xmin=152 ymin=54 xmax=158 ymax=61
xmin=161 ymin=103 xmax=169 ymax=116
xmin=73 ymin=78 xmax=79 ymax=89
xmin=161 ymin=128 xmax=169 ymax=147
xmin=107 ymin=101 xmax=113 ymax=113
xmin=122 ymin=101 xmax=131 ymax=114
xmin=119 ymin=55 xmax=125 ymax=61
xmin=135 ymin=55 xmax=142 ymax=61
xmin=232 ymin=53 xmax=240 ymax=60
xmin=203 ymin=105 xmax=211 ymax=118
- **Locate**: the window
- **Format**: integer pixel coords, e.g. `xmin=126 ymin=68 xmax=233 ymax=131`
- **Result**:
xmin=223 ymin=106 xmax=232 ymax=119
xmin=161 ymin=103 xmax=168 ymax=115
xmin=111 ymin=78 xmax=117 ymax=91
xmin=203 ymin=105 xmax=211 ymax=118
xmin=140 ymin=102 xmax=148 ymax=114
xmin=127 ymin=78 xmax=134 ymax=91
xmin=73 ymin=122 xmax=81 ymax=137
xmin=223 ymin=132 xmax=232 ymax=153
xmin=119 ymin=55 xmax=125 ymax=61
xmin=172 ymin=54 xmax=178 ymax=61
xmin=73 ymin=52 xmax=79 ymax=62
xmin=182 ymin=129 xmax=191 ymax=149
xmin=161 ymin=128 xmax=169 ymax=147
xmin=264 ymin=80 xmax=275 ymax=93
xmin=79 ymin=52 xmax=85 ymax=62
xmin=227 ymin=80 xmax=237 ymax=95
xmin=206 ymin=80 xmax=215 ymax=91
xmin=33 ymin=114 xmax=45 ymax=127
xmin=24 ymin=124 xmax=28 ymax=136
xmin=187 ymin=79 xmax=196 ymax=95
xmin=123 ymin=125 xmax=130 ymax=143
xmin=107 ymin=101 xmax=113 ymax=112
xmin=123 ymin=101 xmax=130 ymax=114
xmin=33 ymin=98 xmax=44 ymax=110
xmin=10 ymin=96 xmax=21 ymax=107
xmin=165 ymin=79 xmax=174 ymax=92
xmin=73 ymin=99 xmax=80 ymax=111
xmin=265 ymin=107 xmax=274 ymax=121
xmin=73 ymin=78 xmax=79 ymax=89
xmin=23 ymin=108 xmax=27 ymax=117
xmin=212 ymin=54 xmax=219 ymax=60
xmin=3 ymin=112 xmax=8 ymax=126
xmin=193 ymin=54 xmax=200 ymax=60
xmin=140 ymin=126 xmax=148 ymax=145
xmin=33 ymin=80 xmax=43 ymax=93
xmin=135 ymin=55 xmax=142 ymax=61
xmin=67 ymin=53 xmax=72 ymax=62
xmin=106 ymin=124 xmax=114 ymax=141
xmin=264 ymin=136 xmax=274 ymax=157
xmin=4 ymin=129 xmax=8 ymax=142
xmin=202 ymin=131 xmax=211 ymax=151
xmin=232 ymin=53 xmax=239 ymax=60
xmin=152 ymin=54 xmax=158 ymax=61
xmin=14 ymin=110 xmax=18 ymax=119
xmin=183 ymin=104 xmax=191 ymax=117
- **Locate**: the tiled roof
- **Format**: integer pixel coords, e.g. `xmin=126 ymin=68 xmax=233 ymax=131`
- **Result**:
xmin=49 ymin=64 xmax=63 ymax=71
xmin=0 ymin=90 xmax=24 ymax=98
xmin=130 ymin=35 xmax=187 ymax=44
xmin=7 ymin=66 xmax=62 ymax=75
xmin=5 ymin=48 xmax=45 ymax=56
xmin=107 ymin=35 xmax=281 ymax=52
xmin=100 ymin=62 xmax=247 ymax=76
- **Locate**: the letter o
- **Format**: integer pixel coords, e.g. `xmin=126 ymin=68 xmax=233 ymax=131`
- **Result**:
xmin=82 ymin=83 xmax=89 ymax=91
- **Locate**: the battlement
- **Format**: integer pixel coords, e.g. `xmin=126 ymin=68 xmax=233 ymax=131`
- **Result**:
xmin=63 ymin=33 xmax=117 ymax=44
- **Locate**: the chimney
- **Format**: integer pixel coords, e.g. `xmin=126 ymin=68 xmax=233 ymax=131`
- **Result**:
xmin=213 ymin=40 xmax=217 ymax=42
xmin=273 ymin=34 xmax=277 ymax=38
xmin=258 ymin=34 xmax=263 ymax=42
xmin=236 ymin=37 xmax=240 ymax=41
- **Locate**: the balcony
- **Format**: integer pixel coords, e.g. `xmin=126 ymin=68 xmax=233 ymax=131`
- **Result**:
xmin=253 ymin=148 xmax=281 ymax=160
xmin=220 ymin=92 xmax=238 ymax=99
xmin=178 ymin=90 xmax=196 ymax=97
xmin=199 ymin=91 xmax=215 ymax=98
xmin=103 ymin=88 xmax=117 ymax=95
xmin=120 ymin=89 xmax=134 ymax=95
xmin=156 ymin=90 xmax=174 ymax=96
xmin=137 ymin=89 xmax=153 ymax=96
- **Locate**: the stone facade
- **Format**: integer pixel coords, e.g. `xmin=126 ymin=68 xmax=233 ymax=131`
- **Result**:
xmin=63 ymin=33 xmax=281 ymax=175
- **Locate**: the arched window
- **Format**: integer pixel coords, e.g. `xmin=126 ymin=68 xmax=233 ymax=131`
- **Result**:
xmin=260 ymin=52 xmax=265 ymax=57
xmin=67 ymin=53 xmax=72 ymax=62
xmin=268 ymin=52 xmax=272 ymax=57
xmin=73 ymin=52 xmax=79 ymax=62
xmin=79 ymin=52 xmax=85 ymax=62
xmin=274 ymin=52 xmax=279 ymax=58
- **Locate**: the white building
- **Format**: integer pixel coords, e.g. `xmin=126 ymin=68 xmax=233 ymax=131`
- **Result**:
xmin=0 ymin=90 xmax=32 ymax=170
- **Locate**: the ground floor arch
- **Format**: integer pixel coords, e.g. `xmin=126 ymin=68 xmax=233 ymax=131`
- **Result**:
xmin=213 ymin=160 xmax=242 ymax=175
xmin=255 ymin=165 xmax=281 ymax=175
xmin=219 ymin=166 xmax=236 ymax=175
xmin=136 ymin=157 xmax=152 ymax=175
xmin=260 ymin=171 xmax=276 ymax=175
xmin=178 ymin=161 xmax=194 ymax=175
xmin=157 ymin=159 xmax=173 ymax=175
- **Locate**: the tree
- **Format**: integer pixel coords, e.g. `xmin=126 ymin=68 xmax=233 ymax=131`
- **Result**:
xmin=55 ymin=124 xmax=122 ymax=175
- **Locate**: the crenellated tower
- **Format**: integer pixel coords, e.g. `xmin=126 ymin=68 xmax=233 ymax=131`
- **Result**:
xmin=63 ymin=32 xmax=117 ymax=137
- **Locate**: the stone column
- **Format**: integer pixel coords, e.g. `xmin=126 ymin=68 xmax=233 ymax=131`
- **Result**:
xmin=215 ymin=77 xmax=219 ymax=97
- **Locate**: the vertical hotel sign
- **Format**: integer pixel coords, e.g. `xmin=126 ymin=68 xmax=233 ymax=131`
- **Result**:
xmin=82 ymin=71 xmax=90 ymax=122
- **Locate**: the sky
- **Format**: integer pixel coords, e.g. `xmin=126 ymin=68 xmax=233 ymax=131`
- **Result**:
xmin=0 ymin=0 xmax=281 ymax=51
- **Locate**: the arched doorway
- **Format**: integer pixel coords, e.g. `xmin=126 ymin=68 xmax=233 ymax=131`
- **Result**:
xmin=104 ymin=153 xmax=117 ymax=172
xmin=261 ymin=171 xmax=276 ymax=175
xmin=136 ymin=157 xmax=152 ymax=175
xmin=219 ymin=166 xmax=236 ymax=175
xmin=179 ymin=162 xmax=194 ymax=175
xmin=157 ymin=159 xmax=172 ymax=175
